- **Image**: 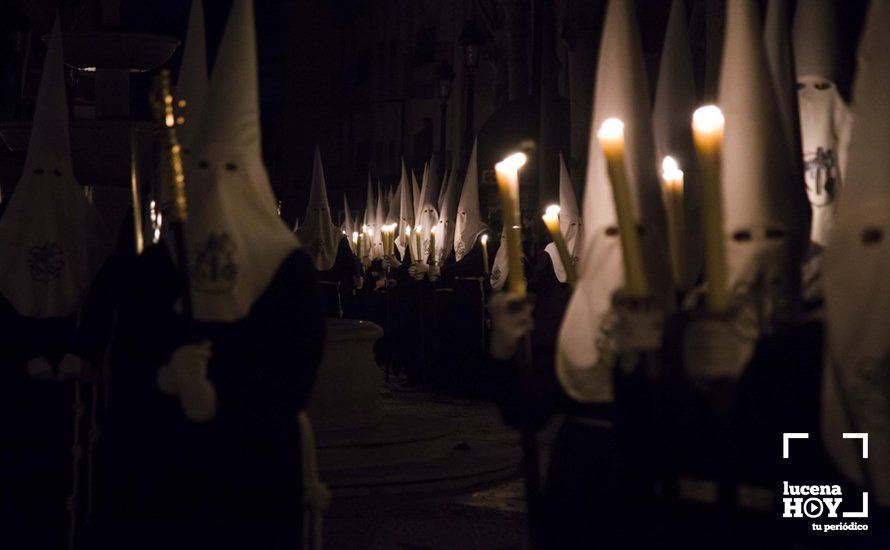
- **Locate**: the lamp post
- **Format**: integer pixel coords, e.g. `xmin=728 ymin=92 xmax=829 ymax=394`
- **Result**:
xmin=435 ymin=60 xmax=455 ymax=176
xmin=461 ymin=21 xmax=484 ymax=163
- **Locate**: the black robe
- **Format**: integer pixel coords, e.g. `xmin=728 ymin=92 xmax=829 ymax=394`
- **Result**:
xmin=99 ymin=243 xmax=324 ymax=550
xmin=316 ymin=236 xmax=358 ymax=318
xmin=0 ymin=299 xmax=79 ymax=550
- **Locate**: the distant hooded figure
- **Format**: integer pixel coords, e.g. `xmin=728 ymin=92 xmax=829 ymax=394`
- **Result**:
xmin=0 ymin=17 xmax=109 ymax=549
xmin=298 ymin=147 xmax=353 ymax=316
xmin=445 ymin=138 xmax=489 ymax=280
xmin=100 ymin=1 xmax=324 ymax=548
xmin=541 ymin=154 xmax=582 ymax=289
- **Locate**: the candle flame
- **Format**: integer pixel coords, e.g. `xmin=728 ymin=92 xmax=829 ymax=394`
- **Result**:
xmin=543 ymin=204 xmax=561 ymax=222
xmin=692 ymin=105 xmax=725 ymax=134
xmin=662 ymin=156 xmax=684 ymax=181
xmin=481 ymin=234 xmax=489 ymax=244
xmin=597 ymin=118 xmax=625 ymax=142
xmin=495 ymin=152 xmax=528 ymax=174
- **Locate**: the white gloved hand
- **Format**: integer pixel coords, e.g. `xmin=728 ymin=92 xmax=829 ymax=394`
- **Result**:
xmin=488 ymin=292 xmax=534 ymax=360
xmin=428 ymin=264 xmax=441 ymax=282
xmin=57 ymin=353 xmax=87 ymax=381
xmin=683 ymin=314 xmax=756 ymax=406
xmin=353 ymin=276 xmax=364 ymax=290
xmin=26 ymin=356 xmax=54 ymax=380
xmin=157 ymin=341 xmax=217 ymax=422
xmin=384 ymin=256 xmax=401 ymax=269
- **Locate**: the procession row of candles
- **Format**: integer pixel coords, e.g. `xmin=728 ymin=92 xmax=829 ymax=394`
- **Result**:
xmin=348 ymin=104 xmax=726 ymax=312
xmin=349 ymin=223 xmax=442 ymax=266
xmin=494 ymin=105 xmax=727 ymax=313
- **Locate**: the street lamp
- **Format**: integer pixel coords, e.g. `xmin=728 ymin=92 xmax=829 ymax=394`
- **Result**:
xmin=461 ymin=21 xmax=484 ymax=162
xmin=435 ymin=60 xmax=455 ymax=173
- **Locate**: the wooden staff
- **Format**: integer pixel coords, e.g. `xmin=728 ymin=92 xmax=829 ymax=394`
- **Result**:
xmin=151 ymin=70 xmax=193 ymax=321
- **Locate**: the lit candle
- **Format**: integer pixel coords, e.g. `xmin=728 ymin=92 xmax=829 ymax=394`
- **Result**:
xmin=414 ymin=226 xmax=423 ymax=265
xmin=352 ymin=231 xmax=359 ymax=255
xmin=495 ymin=152 xmax=528 ymax=298
xmin=542 ymin=204 xmax=578 ymax=287
xmin=596 ymin=118 xmax=649 ymax=297
xmin=481 ymin=233 xmax=490 ymax=275
xmin=692 ymin=105 xmax=729 ymax=313
xmin=661 ymin=156 xmax=685 ymax=289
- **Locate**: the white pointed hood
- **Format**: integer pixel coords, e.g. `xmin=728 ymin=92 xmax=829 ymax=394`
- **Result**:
xmin=794 ymin=0 xmax=851 ymax=245
xmin=298 ymin=147 xmax=340 ymax=270
xmin=385 ymin=182 xmax=400 ymax=226
xmin=178 ymin=0 xmax=208 ymax=147
xmin=435 ymin=161 xmax=460 ymax=263
xmin=822 ymin=0 xmax=890 ymax=507
xmin=544 ymin=154 xmax=583 ymax=283
xmin=652 ymin=0 xmax=703 ymax=289
xmin=372 ymin=179 xmax=386 ymax=259
xmin=185 ymin=0 xmax=299 ymax=322
xmin=0 ymin=17 xmax=108 ymax=318
xmin=454 ymin=138 xmax=487 ymax=261
xmin=556 ymin=0 xmax=671 ymax=403
xmin=396 ymin=159 xmax=415 ymax=257
xmin=719 ymin=0 xmax=805 ymax=328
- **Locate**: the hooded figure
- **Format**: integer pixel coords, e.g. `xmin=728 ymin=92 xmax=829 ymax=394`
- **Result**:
xmin=556 ymin=0 xmax=671 ymax=403
xmin=544 ymin=154 xmax=583 ymax=284
xmin=396 ymin=159 xmax=415 ymax=259
xmin=0 ymin=20 xmax=107 ymax=320
xmin=435 ymin=160 xmax=460 ymax=264
xmin=453 ymin=138 xmax=488 ymax=262
xmin=652 ymin=0 xmax=703 ymax=291
xmin=102 ymin=2 xmax=323 ymax=547
xmin=417 ymin=158 xmax=440 ymax=263
xmin=720 ymin=0 xmax=805 ymax=333
xmin=794 ymin=0 xmax=851 ymax=247
xmin=298 ymin=147 xmax=342 ymax=273
xmin=822 ymin=0 xmax=890 ymax=510
xmin=385 ymin=181 xmax=400 ymax=228
xmin=0 ymin=18 xmax=109 ymax=548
